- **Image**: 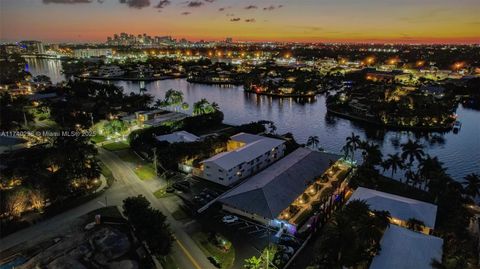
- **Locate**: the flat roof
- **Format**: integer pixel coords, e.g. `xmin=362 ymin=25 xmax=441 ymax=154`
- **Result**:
xmin=218 ymin=148 xmax=341 ymax=219
xmin=348 ymin=187 xmax=437 ymax=228
xmin=370 ymin=225 xmax=443 ymax=269
xmin=155 ymin=131 xmax=199 ymax=144
xmin=202 ymin=133 xmax=285 ymax=170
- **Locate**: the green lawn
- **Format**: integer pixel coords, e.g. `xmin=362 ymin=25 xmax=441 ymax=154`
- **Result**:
xmin=192 ymin=232 xmax=235 ymax=269
xmin=153 ymin=187 xmax=174 ymax=198
xmin=134 ymin=164 xmax=156 ymax=181
xmin=102 ymin=141 xmax=130 ymax=151
xmin=91 ymin=134 xmax=107 ymax=144
xmin=115 ymin=150 xmax=143 ymax=164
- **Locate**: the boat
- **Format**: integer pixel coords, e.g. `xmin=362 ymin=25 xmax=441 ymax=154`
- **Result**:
xmin=453 ymin=121 xmax=462 ymax=133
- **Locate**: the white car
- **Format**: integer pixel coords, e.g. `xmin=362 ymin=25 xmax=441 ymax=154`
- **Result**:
xmin=222 ymin=215 xmax=239 ymax=223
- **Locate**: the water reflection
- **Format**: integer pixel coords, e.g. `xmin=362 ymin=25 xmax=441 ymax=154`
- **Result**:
xmin=24 ymin=58 xmax=480 ymax=180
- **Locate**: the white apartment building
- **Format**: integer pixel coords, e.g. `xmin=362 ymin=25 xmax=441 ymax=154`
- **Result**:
xmin=197 ymin=133 xmax=286 ymax=186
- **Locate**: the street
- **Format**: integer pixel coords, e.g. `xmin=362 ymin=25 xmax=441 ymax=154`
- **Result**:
xmin=0 ymin=148 xmax=215 ymax=269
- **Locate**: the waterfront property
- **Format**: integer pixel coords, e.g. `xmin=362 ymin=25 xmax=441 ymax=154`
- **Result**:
xmin=194 ymin=133 xmax=286 ymax=186
xmin=369 ymin=225 xmax=443 ymax=269
xmin=348 ymin=187 xmax=438 ymax=234
xmin=155 ymin=131 xmax=200 ymax=144
xmin=217 ymin=148 xmax=346 ymax=233
xmin=121 ymin=109 xmax=187 ymax=128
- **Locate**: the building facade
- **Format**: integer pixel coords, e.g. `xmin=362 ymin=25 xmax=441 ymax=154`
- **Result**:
xmin=195 ymin=133 xmax=286 ymax=186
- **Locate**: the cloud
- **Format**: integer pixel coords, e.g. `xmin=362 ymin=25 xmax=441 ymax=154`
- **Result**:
xmin=119 ymin=0 xmax=150 ymax=8
xmin=218 ymin=6 xmax=230 ymax=11
xmin=245 ymin=18 xmax=256 ymax=23
xmin=226 ymin=13 xmax=235 ymax=17
xmin=244 ymin=5 xmax=257 ymax=10
xmin=204 ymin=0 xmax=215 ymax=2
xmin=230 ymin=17 xmax=241 ymax=22
xmin=42 ymin=0 xmax=94 ymax=3
xmin=155 ymin=0 xmax=170 ymax=8
xmin=187 ymin=1 xmax=203 ymax=7
xmin=181 ymin=11 xmax=191 ymax=15
xmin=263 ymin=4 xmax=283 ymax=11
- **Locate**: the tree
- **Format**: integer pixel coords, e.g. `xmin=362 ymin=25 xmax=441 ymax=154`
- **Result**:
xmin=164 ymin=89 xmax=183 ymax=111
xmin=382 ymin=153 xmax=404 ymax=180
xmin=315 ymin=200 xmax=390 ymax=268
xmin=154 ymin=99 xmax=169 ymax=109
xmin=462 ymin=173 xmax=480 ymax=200
xmin=244 ymin=256 xmax=262 ymax=269
xmin=361 ymin=142 xmax=383 ymax=167
xmin=193 ymin=98 xmax=213 ymax=115
xmin=181 ymin=102 xmax=189 ymax=111
xmin=418 ymin=155 xmax=445 ymax=190
xmin=401 ymin=139 xmax=425 ymax=165
xmin=123 ymin=195 xmax=173 ymax=256
xmin=406 ymin=218 xmax=425 ymax=232
xmin=307 ymin=135 xmax=320 ymax=150
xmin=345 ymin=132 xmax=361 ymax=160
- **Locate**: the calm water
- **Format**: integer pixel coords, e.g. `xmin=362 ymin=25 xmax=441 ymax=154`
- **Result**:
xmin=26 ymin=58 xmax=480 ymax=181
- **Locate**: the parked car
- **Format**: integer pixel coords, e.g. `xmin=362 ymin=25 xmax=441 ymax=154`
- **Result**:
xmin=203 ymin=188 xmax=220 ymax=197
xmin=222 ymin=215 xmax=239 ymax=224
xmin=172 ymin=182 xmax=189 ymax=192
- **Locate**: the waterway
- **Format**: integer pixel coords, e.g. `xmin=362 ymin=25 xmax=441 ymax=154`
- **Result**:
xmin=26 ymin=58 xmax=480 ymax=181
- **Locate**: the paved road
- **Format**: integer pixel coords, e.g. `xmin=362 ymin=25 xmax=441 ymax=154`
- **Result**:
xmin=1 ymin=148 xmax=214 ymax=269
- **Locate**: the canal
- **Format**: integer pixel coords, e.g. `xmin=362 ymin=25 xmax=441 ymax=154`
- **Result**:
xmin=26 ymin=58 xmax=480 ymax=181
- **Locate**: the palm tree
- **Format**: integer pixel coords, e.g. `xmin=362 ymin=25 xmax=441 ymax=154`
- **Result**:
xmin=345 ymin=132 xmax=361 ymax=160
xmin=406 ymin=218 xmax=425 ymax=232
xmin=154 ymin=99 xmax=168 ymax=109
xmin=164 ymin=89 xmax=183 ymax=111
xmin=361 ymin=142 xmax=383 ymax=167
xmin=210 ymin=102 xmax=220 ymax=111
xmin=418 ymin=155 xmax=445 ymax=190
xmin=193 ymin=98 xmax=210 ymax=115
xmin=405 ymin=168 xmax=422 ymax=188
xmin=401 ymin=139 xmax=425 ymax=165
xmin=462 ymin=173 xmax=480 ymax=200
xmin=307 ymin=135 xmax=320 ymax=149
xmin=382 ymin=153 xmax=404 ymax=180
xmin=181 ymin=102 xmax=189 ymax=111
xmin=341 ymin=145 xmax=350 ymax=160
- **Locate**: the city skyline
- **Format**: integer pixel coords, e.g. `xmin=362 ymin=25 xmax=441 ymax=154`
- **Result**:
xmin=1 ymin=0 xmax=479 ymax=44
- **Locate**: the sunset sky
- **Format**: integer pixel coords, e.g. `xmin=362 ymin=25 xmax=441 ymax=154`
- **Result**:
xmin=1 ymin=0 xmax=479 ymax=44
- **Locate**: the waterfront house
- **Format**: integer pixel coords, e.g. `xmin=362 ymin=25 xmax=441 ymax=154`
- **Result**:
xmin=369 ymin=225 xmax=443 ymax=269
xmin=348 ymin=187 xmax=438 ymax=234
xmin=194 ymin=133 xmax=286 ymax=186
xmin=216 ymin=148 xmax=345 ymax=233
xmin=155 ymin=131 xmax=200 ymax=144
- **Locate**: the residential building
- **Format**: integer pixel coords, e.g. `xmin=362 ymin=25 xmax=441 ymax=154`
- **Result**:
xmin=19 ymin=40 xmax=44 ymax=54
xmin=155 ymin=131 xmax=200 ymax=144
xmin=216 ymin=148 xmax=345 ymax=233
xmin=73 ymin=48 xmax=112 ymax=58
xmin=195 ymin=133 xmax=286 ymax=186
xmin=369 ymin=225 xmax=443 ymax=269
xmin=348 ymin=187 xmax=438 ymax=234
xmin=98 ymin=65 xmax=125 ymax=77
